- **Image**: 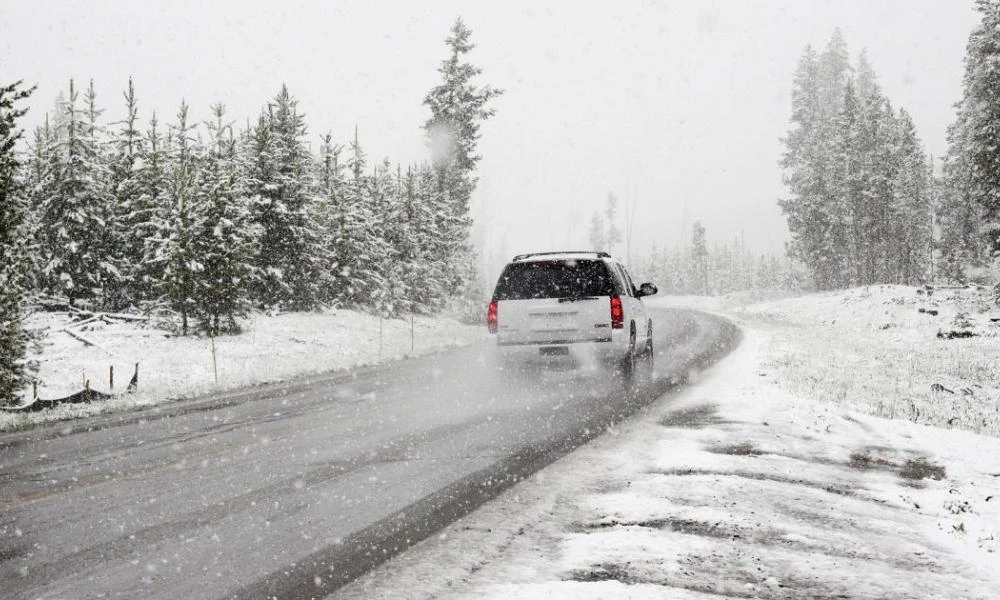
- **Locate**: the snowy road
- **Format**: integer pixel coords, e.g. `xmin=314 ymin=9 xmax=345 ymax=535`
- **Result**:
xmin=0 ymin=308 xmax=739 ymax=600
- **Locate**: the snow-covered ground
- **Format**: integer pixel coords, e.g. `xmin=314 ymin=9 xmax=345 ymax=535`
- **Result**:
xmin=0 ymin=309 xmax=485 ymax=430
xmin=333 ymin=286 xmax=1000 ymax=599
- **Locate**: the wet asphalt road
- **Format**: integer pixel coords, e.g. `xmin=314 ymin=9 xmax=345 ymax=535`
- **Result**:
xmin=0 ymin=308 xmax=740 ymax=600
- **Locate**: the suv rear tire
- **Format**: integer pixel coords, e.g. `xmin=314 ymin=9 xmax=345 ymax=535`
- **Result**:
xmin=619 ymin=322 xmax=638 ymax=379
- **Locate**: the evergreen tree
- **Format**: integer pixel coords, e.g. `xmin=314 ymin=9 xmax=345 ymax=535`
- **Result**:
xmin=941 ymin=0 xmax=1000 ymax=290
xmin=423 ymin=18 xmax=502 ymax=318
xmin=781 ymin=32 xmax=934 ymax=289
xmin=158 ymin=101 xmax=199 ymax=334
xmin=369 ymin=159 xmax=406 ymax=316
xmin=780 ymin=45 xmax=845 ymax=289
xmin=331 ymin=129 xmax=385 ymax=306
xmin=413 ymin=162 xmax=459 ymax=311
xmin=37 ymin=80 xmax=114 ymax=306
xmin=818 ymin=30 xmax=850 ymax=110
xmin=313 ymin=133 xmax=345 ymax=304
xmin=0 ymin=80 xmax=37 ymax=405
xmin=107 ymin=78 xmax=145 ymax=308
xmin=964 ymin=0 xmax=1000 ymax=256
xmin=247 ymin=86 xmax=325 ymax=310
xmin=892 ymin=110 xmax=933 ymax=283
xmin=939 ymin=107 xmax=985 ymax=281
xmin=190 ymin=104 xmax=257 ymax=333
xmin=690 ymin=221 xmax=709 ymax=295
xmin=133 ymin=113 xmax=171 ymax=303
xmin=423 ymin=17 xmax=503 ymax=208
xmin=24 ymin=116 xmax=57 ymax=289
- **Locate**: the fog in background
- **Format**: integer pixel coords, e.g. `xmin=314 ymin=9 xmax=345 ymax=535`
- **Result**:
xmin=2 ymin=0 xmax=979 ymax=276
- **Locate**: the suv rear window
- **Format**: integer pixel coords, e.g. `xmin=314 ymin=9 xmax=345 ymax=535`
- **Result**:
xmin=493 ymin=260 xmax=616 ymax=300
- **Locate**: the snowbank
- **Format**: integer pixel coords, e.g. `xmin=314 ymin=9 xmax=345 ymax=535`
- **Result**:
xmin=733 ymin=285 xmax=1000 ymax=437
xmin=1 ymin=309 xmax=486 ymax=431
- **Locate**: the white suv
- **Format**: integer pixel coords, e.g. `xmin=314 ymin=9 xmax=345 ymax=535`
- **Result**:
xmin=487 ymin=251 xmax=657 ymax=374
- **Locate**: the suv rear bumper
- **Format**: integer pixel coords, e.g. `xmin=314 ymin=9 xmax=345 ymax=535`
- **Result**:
xmin=495 ymin=332 xmax=630 ymax=366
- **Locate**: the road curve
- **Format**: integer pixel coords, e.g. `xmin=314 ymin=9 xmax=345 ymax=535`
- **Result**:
xmin=0 ymin=308 xmax=740 ymax=600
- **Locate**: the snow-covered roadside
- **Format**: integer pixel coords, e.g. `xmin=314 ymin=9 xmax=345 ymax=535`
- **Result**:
xmin=0 ymin=310 xmax=486 ymax=431
xmin=332 ymin=292 xmax=1000 ymax=599
xmin=736 ymin=285 xmax=1000 ymax=437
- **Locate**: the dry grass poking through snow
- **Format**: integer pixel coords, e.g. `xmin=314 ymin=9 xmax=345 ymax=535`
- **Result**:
xmin=735 ymin=285 xmax=1000 ymax=437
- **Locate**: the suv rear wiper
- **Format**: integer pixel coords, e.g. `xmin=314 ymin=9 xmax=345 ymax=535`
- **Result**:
xmin=557 ymin=296 xmax=601 ymax=303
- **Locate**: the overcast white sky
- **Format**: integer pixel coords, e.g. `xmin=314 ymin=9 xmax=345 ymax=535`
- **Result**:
xmin=1 ymin=0 xmax=981 ymax=273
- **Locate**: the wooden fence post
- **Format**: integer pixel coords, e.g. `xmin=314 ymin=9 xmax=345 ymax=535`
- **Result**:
xmin=211 ymin=333 xmax=219 ymax=385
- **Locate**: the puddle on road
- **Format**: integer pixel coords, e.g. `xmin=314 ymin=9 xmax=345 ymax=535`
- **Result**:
xmin=659 ymin=404 xmax=733 ymax=429
xmin=848 ymin=446 xmax=946 ymax=483
xmin=709 ymin=442 xmax=765 ymax=456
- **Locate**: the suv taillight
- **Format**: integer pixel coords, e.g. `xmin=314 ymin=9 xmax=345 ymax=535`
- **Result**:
xmin=610 ymin=296 xmax=624 ymax=329
xmin=487 ymin=299 xmax=498 ymax=334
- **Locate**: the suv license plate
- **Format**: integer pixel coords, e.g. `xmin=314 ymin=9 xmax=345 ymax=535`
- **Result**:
xmin=539 ymin=346 xmax=570 ymax=356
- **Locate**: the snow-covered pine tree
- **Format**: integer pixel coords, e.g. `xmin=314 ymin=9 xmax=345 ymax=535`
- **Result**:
xmin=398 ymin=164 xmax=438 ymax=313
xmin=892 ymin=109 xmax=933 ymax=284
xmin=397 ymin=165 xmax=425 ymax=312
xmin=423 ymin=18 xmax=502 ymax=319
xmin=37 ymin=80 xmax=115 ymax=307
xmin=24 ymin=116 xmax=58 ymax=289
xmin=849 ymin=81 xmax=896 ymax=286
xmin=938 ymin=108 xmax=986 ymax=282
xmin=424 ymin=18 xmax=502 ymax=207
xmin=82 ymin=80 xmax=127 ymax=309
xmin=818 ymin=29 xmax=851 ymax=122
xmin=326 ymin=129 xmax=389 ymax=309
xmin=158 ymin=101 xmax=200 ymax=335
xmin=690 ymin=221 xmax=709 ymax=295
xmin=190 ymin=104 xmax=257 ymax=334
xmin=107 ymin=78 xmax=146 ymax=309
xmin=368 ymin=159 xmax=406 ymax=317
xmin=313 ymin=133 xmax=345 ymax=305
xmin=943 ymin=0 xmax=1000 ymax=291
xmin=0 ymin=80 xmax=37 ymax=405
xmin=133 ymin=113 xmax=171 ymax=303
xmin=782 ymin=32 xmax=933 ymax=289
xmin=835 ymin=78 xmax=867 ymax=287
xmin=413 ymin=162 xmax=459 ymax=311
xmin=247 ymin=86 xmax=325 ymax=311
xmin=333 ymin=129 xmax=366 ymax=305
xmin=816 ymin=33 xmax=854 ymax=288
xmin=780 ymin=45 xmax=842 ymax=289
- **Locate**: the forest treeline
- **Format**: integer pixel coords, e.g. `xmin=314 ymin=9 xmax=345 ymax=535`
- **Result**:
xmin=588 ymin=195 xmax=795 ymax=297
xmin=779 ymin=30 xmax=933 ymax=290
xmin=24 ymin=82 xmax=472 ymax=328
xmin=637 ymin=222 xmax=796 ymax=297
xmin=0 ymin=18 xmax=500 ymax=402
xmin=782 ymin=7 xmax=1000 ymax=292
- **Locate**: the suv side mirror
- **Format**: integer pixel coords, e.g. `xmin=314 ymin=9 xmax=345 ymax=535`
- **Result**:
xmin=637 ymin=282 xmax=658 ymax=298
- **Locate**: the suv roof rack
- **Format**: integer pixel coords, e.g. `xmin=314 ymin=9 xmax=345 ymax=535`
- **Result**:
xmin=511 ymin=251 xmax=611 ymax=261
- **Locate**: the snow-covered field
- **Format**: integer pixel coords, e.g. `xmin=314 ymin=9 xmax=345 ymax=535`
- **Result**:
xmin=333 ymin=286 xmax=1000 ymax=599
xmin=739 ymin=285 xmax=1000 ymax=437
xmin=0 ymin=309 xmax=486 ymax=431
